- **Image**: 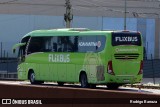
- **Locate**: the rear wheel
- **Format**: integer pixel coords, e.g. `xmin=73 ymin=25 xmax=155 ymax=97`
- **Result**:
xmin=80 ymin=73 xmax=89 ymax=88
xmin=37 ymin=81 xmax=44 ymax=84
xmin=107 ymin=84 xmax=120 ymax=90
xmin=57 ymin=82 xmax=64 ymax=86
xmin=90 ymin=84 xmax=96 ymax=88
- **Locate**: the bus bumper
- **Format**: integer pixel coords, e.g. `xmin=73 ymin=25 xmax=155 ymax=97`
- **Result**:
xmin=105 ymin=74 xmax=143 ymax=84
xmin=18 ymin=71 xmax=27 ymax=80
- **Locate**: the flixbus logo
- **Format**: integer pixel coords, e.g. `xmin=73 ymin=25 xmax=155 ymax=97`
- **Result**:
xmin=49 ymin=54 xmax=70 ymax=63
xmin=115 ymin=37 xmax=138 ymax=42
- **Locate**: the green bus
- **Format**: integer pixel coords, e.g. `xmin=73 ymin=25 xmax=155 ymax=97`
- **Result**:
xmin=13 ymin=28 xmax=143 ymax=89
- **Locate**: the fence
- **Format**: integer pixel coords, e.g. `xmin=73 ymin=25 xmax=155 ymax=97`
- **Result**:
xmin=0 ymin=55 xmax=160 ymax=84
xmin=143 ymin=59 xmax=160 ymax=84
xmin=0 ymin=58 xmax=18 ymax=79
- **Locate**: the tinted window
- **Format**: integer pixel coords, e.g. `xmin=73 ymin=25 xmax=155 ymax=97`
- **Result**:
xmin=18 ymin=36 xmax=30 ymax=56
xmin=77 ymin=36 xmax=106 ymax=52
xmin=27 ymin=35 xmax=106 ymax=54
xmin=57 ymin=36 xmax=75 ymax=52
xmin=27 ymin=37 xmax=52 ymax=54
xmin=54 ymin=36 xmax=106 ymax=52
xmin=112 ymin=32 xmax=141 ymax=46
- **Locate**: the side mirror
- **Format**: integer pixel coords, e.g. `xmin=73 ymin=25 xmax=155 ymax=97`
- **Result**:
xmin=12 ymin=43 xmax=26 ymax=53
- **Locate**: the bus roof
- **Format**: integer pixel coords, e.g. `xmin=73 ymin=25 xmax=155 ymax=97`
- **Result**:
xmin=22 ymin=28 xmax=139 ymax=39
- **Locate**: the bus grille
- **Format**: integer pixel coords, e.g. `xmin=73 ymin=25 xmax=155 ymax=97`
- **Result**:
xmin=114 ymin=53 xmax=139 ymax=59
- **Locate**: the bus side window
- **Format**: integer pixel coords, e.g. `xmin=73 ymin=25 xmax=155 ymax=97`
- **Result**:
xmin=27 ymin=37 xmax=44 ymax=54
xmin=56 ymin=36 xmax=77 ymax=52
xmin=57 ymin=37 xmax=62 ymax=52
xmin=73 ymin=36 xmax=78 ymax=52
xmin=58 ymin=45 xmax=62 ymax=52
xmin=53 ymin=43 xmax=57 ymax=52
xmin=66 ymin=36 xmax=74 ymax=52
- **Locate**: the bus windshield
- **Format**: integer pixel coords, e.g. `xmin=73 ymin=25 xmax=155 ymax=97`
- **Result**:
xmin=112 ymin=32 xmax=141 ymax=46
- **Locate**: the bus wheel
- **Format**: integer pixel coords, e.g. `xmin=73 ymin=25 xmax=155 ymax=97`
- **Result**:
xmin=57 ymin=82 xmax=64 ymax=86
xmin=107 ymin=84 xmax=119 ymax=90
xmin=37 ymin=81 xmax=44 ymax=84
xmin=90 ymin=84 xmax=96 ymax=88
xmin=80 ymin=73 xmax=89 ymax=88
xmin=29 ymin=71 xmax=36 ymax=84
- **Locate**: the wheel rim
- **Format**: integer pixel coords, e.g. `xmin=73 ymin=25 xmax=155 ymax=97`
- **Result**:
xmin=81 ymin=74 xmax=87 ymax=87
xmin=30 ymin=73 xmax=35 ymax=83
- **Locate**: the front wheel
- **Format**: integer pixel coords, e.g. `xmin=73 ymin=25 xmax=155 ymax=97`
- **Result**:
xmin=29 ymin=71 xmax=36 ymax=84
xmin=80 ymin=73 xmax=89 ymax=88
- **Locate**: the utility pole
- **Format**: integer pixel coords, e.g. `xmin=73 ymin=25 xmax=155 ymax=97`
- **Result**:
xmin=64 ymin=0 xmax=73 ymax=28
xmin=133 ymin=12 xmax=139 ymax=31
xmin=1 ymin=42 xmax=2 ymax=59
xmin=124 ymin=0 xmax=127 ymax=30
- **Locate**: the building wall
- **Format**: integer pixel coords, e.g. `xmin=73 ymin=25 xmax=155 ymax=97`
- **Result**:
xmin=72 ymin=16 xmax=103 ymax=30
xmin=155 ymin=18 xmax=160 ymax=59
xmin=0 ymin=14 xmax=64 ymax=57
xmin=0 ymin=14 xmax=156 ymax=59
xmin=146 ymin=19 xmax=155 ymax=59
xmin=103 ymin=17 xmax=155 ymax=59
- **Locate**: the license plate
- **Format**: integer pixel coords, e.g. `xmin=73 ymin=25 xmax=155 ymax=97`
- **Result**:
xmin=123 ymin=79 xmax=130 ymax=82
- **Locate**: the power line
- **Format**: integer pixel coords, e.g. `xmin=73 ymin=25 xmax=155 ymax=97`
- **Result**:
xmin=0 ymin=0 xmax=19 ymax=4
xmin=0 ymin=1 xmax=64 ymax=7
xmin=77 ymin=0 xmax=129 ymax=14
xmin=0 ymin=0 xmax=158 ymax=18
xmin=115 ymin=0 xmax=160 ymax=2
xmin=0 ymin=0 xmax=159 ymax=9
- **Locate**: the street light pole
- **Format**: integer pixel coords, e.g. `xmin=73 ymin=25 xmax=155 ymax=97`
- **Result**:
xmin=124 ymin=0 xmax=127 ymax=30
xmin=1 ymin=42 xmax=2 ymax=60
xmin=133 ymin=12 xmax=139 ymax=31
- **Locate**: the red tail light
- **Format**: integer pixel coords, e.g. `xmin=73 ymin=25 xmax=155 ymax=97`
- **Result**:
xmin=138 ymin=60 xmax=143 ymax=75
xmin=107 ymin=61 xmax=115 ymax=75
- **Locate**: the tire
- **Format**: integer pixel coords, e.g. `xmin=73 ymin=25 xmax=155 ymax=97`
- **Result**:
xmin=90 ymin=84 xmax=96 ymax=88
xmin=107 ymin=84 xmax=119 ymax=90
xmin=80 ymin=73 xmax=89 ymax=88
xmin=29 ymin=71 xmax=36 ymax=84
xmin=37 ymin=81 xmax=44 ymax=84
xmin=57 ymin=82 xmax=64 ymax=86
